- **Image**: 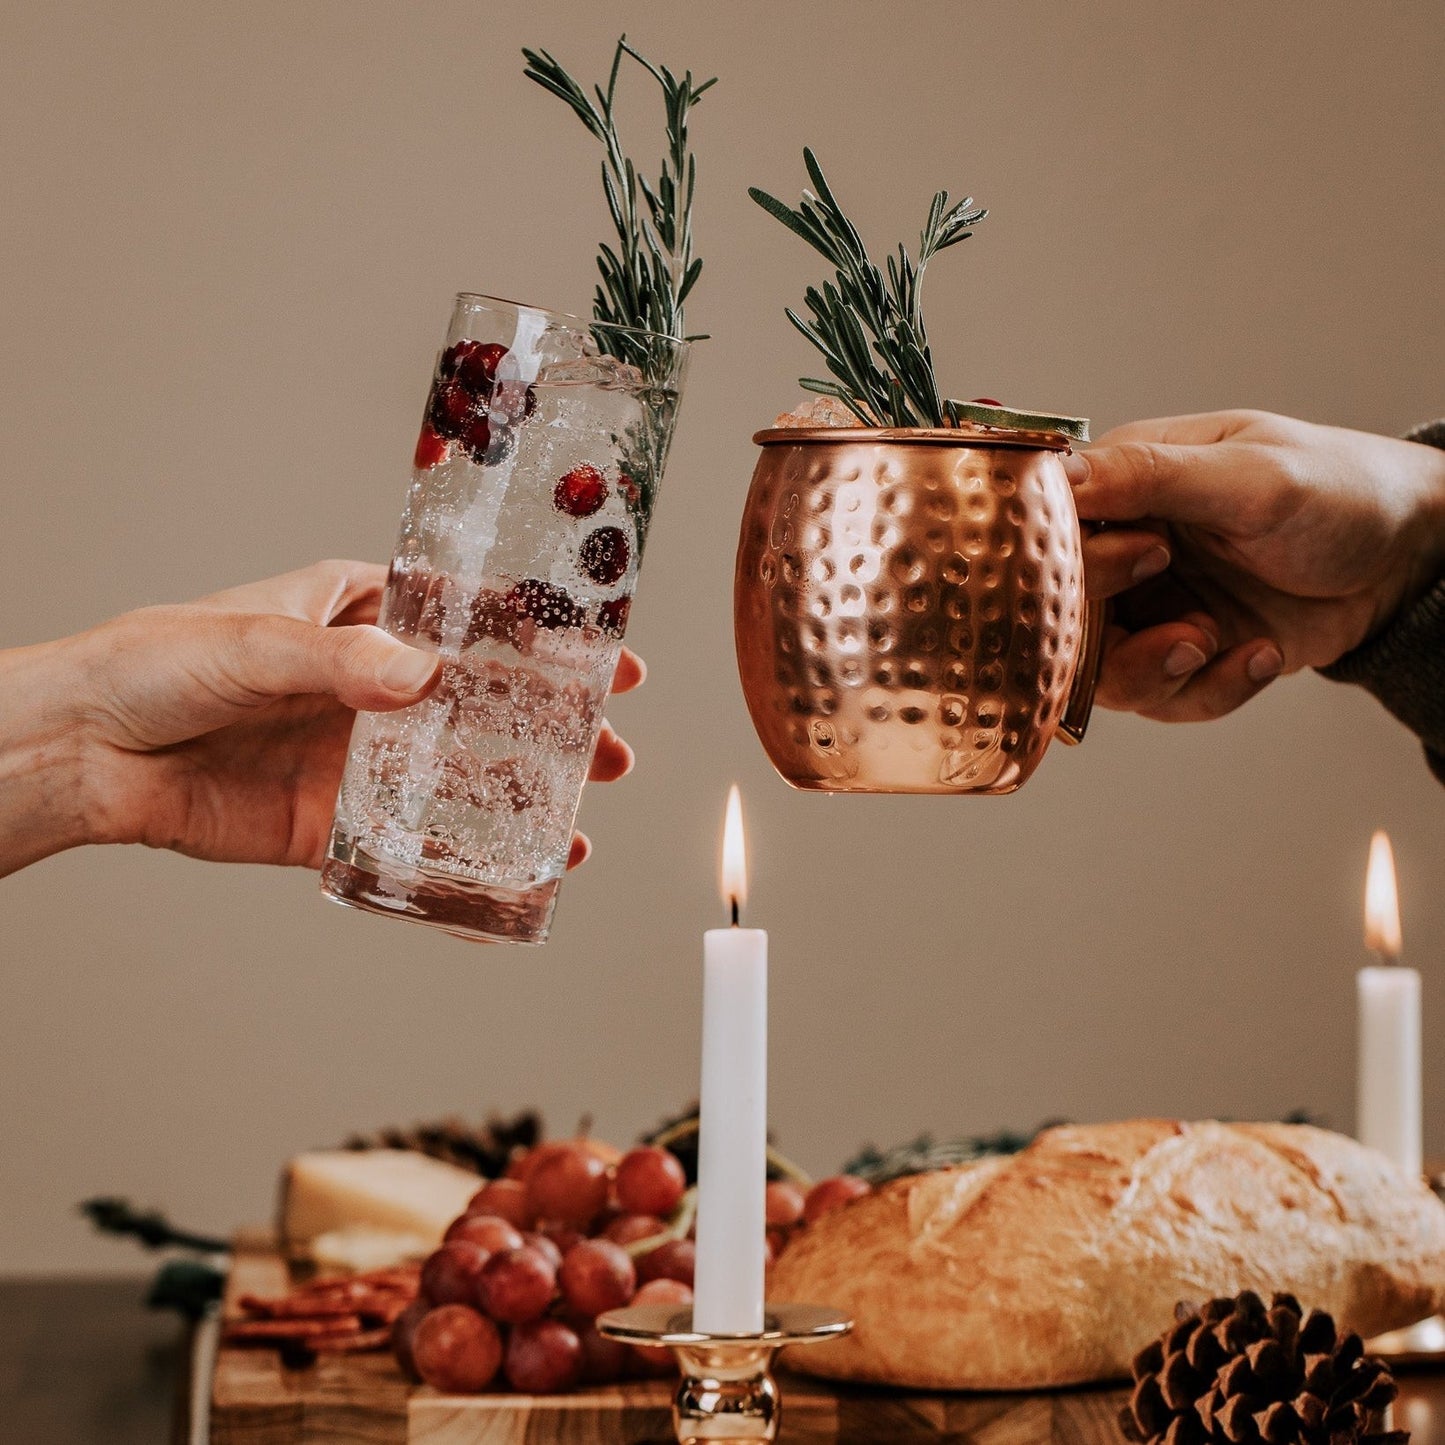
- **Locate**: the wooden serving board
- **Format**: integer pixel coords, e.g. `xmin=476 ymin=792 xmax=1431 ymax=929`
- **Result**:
xmin=210 ymin=1236 xmax=1130 ymax=1444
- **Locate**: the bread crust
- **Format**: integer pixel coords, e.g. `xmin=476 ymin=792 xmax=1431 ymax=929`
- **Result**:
xmin=769 ymin=1121 xmax=1445 ymax=1390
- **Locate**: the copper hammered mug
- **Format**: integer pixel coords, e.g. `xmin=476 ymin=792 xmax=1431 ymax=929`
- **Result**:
xmin=734 ymin=422 xmax=1105 ymax=795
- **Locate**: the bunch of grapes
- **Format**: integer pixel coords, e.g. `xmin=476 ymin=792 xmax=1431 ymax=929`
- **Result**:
xmin=392 ymin=1138 xmax=870 ymax=1394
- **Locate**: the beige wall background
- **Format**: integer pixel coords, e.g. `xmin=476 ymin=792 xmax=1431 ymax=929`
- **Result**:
xmin=1 ymin=1 xmax=1442 ymax=1273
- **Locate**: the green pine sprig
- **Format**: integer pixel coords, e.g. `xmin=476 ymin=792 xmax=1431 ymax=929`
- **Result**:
xmin=749 ymin=149 xmax=986 ymax=427
xmin=522 ymin=37 xmax=715 ymax=378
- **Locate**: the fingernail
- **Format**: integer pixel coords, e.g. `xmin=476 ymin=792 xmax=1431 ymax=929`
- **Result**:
xmin=1247 ymin=644 xmax=1284 ymax=684
xmin=1132 ymin=545 xmax=1170 ymax=583
xmin=1164 ymin=641 xmax=1208 ymax=678
xmin=381 ymin=645 xmax=439 ymax=694
xmin=1062 ymin=452 xmax=1089 ymax=486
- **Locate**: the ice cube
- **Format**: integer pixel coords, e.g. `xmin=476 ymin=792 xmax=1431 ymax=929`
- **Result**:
xmin=536 ymin=355 xmax=646 ymax=392
xmin=772 ymin=394 xmax=870 ymax=428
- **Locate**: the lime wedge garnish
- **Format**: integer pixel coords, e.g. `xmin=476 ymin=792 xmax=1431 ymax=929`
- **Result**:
xmin=947 ymin=400 xmax=1089 ymax=442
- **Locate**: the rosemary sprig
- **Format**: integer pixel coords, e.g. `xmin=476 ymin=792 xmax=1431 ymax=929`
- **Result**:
xmin=80 ymin=1196 xmax=228 ymax=1254
xmin=749 ymin=149 xmax=987 ymax=427
xmin=522 ymin=36 xmax=715 ymax=378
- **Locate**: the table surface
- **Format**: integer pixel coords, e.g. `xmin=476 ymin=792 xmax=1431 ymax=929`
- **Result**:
xmin=5 ymin=1275 xmax=1445 ymax=1444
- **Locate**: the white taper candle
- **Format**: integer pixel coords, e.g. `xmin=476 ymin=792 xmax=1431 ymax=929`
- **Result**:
xmin=692 ymin=786 xmax=768 ymax=1335
xmin=1356 ymin=830 xmax=1422 ymax=1176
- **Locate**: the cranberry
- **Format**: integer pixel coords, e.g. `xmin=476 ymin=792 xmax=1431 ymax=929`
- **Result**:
xmin=970 ymin=397 xmax=1003 ymax=407
xmin=597 ymin=595 xmax=631 ymax=636
xmin=509 ymin=579 xmax=583 ymax=631
xmin=617 ymin=474 xmax=642 ymax=508
xmin=463 ymin=589 xmax=517 ymax=648
xmin=578 ymin=526 xmax=630 ymax=586
xmin=413 ymin=424 xmax=449 ymax=470
xmin=459 ymin=412 xmax=492 ymax=463
xmin=428 ymin=381 xmax=476 ymax=440
xmin=455 ymin=342 xmax=510 ymax=396
xmin=439 ymin=338 xmax=483 ymax=380
xmin=554 ymin=464 xmax=609 ymax=518
xmin=493 ymin=378 xmax=538 ymax=422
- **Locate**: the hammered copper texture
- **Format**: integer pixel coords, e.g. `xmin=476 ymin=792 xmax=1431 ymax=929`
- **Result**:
xmin=735 ymin=435 xmax=1085 ymax=794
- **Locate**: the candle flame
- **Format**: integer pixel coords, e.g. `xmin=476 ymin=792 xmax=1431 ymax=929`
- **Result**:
xmin=1365 ymin=830 xmax=1402 ymax=961
xmin=721 ymin=784 xmax=747 ymax=920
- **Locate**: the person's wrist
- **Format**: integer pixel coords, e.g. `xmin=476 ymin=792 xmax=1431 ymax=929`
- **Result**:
xmin=0 ymin=634 xmax=104 ymax=871
xmin=1388 ymin=437 xmax=1445 ymax=628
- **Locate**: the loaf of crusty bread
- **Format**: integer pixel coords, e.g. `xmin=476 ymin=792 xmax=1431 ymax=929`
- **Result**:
xmin=770 ymin=1120 xmax=1445 ymax=1390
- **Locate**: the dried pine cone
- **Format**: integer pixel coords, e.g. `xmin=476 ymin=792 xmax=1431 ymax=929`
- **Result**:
xmin=343 ymin=1110 xmax=542 ymax=1177
xmin=1119 ymin=1292 xmax=1406 ymax=1445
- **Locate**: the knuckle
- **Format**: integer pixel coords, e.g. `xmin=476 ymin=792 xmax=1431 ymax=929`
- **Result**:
xmin=329 ymin=622 xmax=384 ymax=676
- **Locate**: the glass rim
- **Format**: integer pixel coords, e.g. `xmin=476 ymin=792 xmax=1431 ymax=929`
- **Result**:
xmin=453 ymin=292 xmax=693 ymax=350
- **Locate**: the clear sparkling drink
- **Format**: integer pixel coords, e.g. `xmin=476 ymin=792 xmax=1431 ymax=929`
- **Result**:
xmin=322 ymin=295 xmax=688 ymax=943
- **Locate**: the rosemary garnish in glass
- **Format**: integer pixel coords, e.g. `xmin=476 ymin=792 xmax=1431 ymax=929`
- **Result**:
xmin=522 ymin=36 xmax=715 ymax=382
xmin=750 ymin=148 xmax=988 ymax=428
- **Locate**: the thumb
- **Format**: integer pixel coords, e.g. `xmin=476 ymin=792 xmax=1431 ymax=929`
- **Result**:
xmin=211 ymin=616 xmax=441 ymax=713
xmin=1064 ymin=440 xmax=1250 ymax=530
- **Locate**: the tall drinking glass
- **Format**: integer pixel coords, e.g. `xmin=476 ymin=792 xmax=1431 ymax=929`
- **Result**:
xmin=322 ymin=294 xmax=689 ymax=943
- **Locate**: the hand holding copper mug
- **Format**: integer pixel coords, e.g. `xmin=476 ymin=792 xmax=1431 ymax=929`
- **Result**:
xmin=735 ymin=152 xmax=1101 ymax=795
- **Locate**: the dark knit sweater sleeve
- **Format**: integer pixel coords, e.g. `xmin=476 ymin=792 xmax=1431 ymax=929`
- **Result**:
xmin=1319 ymin=420 xmax=1445 ymax=784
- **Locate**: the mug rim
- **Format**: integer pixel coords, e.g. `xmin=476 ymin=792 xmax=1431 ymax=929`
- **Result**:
xmin=752 ymin=425 xmax=1075 ymax=452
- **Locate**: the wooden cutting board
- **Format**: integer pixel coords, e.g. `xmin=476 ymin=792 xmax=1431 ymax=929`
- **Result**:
xmin=210 ymin=1236 xmax=1130 ymax=1443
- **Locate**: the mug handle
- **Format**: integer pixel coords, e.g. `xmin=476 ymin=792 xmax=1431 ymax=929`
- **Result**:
xmin=1057 ymin=595 xmax=1107 ymax=745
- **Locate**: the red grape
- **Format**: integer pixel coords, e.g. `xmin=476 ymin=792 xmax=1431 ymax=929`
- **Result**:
xmin=521 ymin=1231 xmax=563 ymax=1270
xmin=559 ymin=1239 xmax=636 ymax=1318
xmin=635 ymin=1238 xmax=695 ymax=1287
xmin=602 ymin=1213 xmax=667 ymax=1248
xmin=390 ymin=1299 xmax=429 ymax=1382
xmin=629 ymin=1278 xmax=692 ymax=1374
xmin=542 ymin=1224 xmax=586 ymax=1257
xmin=445 ymin=1213 xmax=524 ymax=1254
xmin=525 ymin=1144 xmax=611 ymax=1226
xmin=467 ymin=1179 xmax=534 ymax=1230
xmin=633 ymin=1278 xmax=693 ymax=1308
xmin=803 ymin=1175 xmax=871 ymax=1224
xmin=576 ymin=1320 xmax=632 ymax=1382
xmin=421 ymin=1241 xmax=490 ymax=1308
xmin=412 ymin=1304 xmax=503 ymax=1393
xmin=765 ymin=1181 xmax=806 ymax=1228
xmin=476 ymin=1246 xmax=557 ymax=1325
xmin=614 ymin=1147 xmax=687 ymax=1217
xmin=504 ymin=1319 xmax=584 ymax=1393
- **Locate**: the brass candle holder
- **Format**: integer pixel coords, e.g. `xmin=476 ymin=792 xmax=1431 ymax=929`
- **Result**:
xmin=597 ymin=1302 xmax=852 ymax=1443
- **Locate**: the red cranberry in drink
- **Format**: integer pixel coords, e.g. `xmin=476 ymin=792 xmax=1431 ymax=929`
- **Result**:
xmin=459 ymin=412 xmax=492 ymax=463
xmin=455 ymin=341 xmax=509 ymax=396
xmin=493 ymin=378 xmax=538 ymax=421
xmin=509 ymin=579 xmax=583 ymax=631
xmin=597 ymin=595 xmax=631 ymax=637
xmin=553 ymin=464 xmax=609 ymax=518
xmin=578 ymin=526 xmax=630 ymax=586
xmin=428 ymin=381 xmax=475 ymax=441
xmin=970 ymin=397 xmax=1003 ymax=406
xmin=413 ymin=423 xmax=449 ymax=470
xmin=439 ymin=338 xmax=483 ymax=381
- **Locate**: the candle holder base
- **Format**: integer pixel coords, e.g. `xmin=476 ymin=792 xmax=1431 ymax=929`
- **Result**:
xmin=597 ymin=1302 xmax=852 ymax=1443
xmin=1369 ymin=1314 xmax=1445 ymax=1366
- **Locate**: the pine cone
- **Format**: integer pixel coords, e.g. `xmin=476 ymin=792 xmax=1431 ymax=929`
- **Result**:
xmin=342 ymin=1110 xmax=542 ymax=1177
xmin=1119 ymin=1292 xmax=1407 ymax=1445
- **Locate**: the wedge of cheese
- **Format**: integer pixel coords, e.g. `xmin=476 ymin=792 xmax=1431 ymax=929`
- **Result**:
xmin=280 ymin=1149 xmax=479 ymax=1254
